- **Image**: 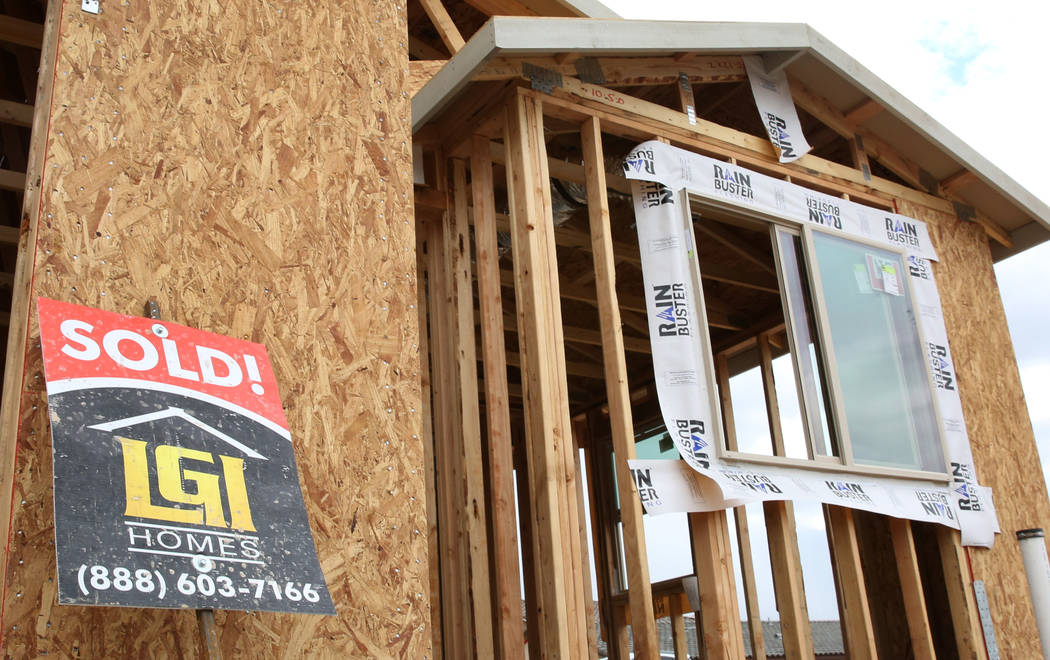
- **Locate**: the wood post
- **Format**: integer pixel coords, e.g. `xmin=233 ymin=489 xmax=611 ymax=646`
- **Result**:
xmin=824 ymin=505 xmax=877 ymax=659
xmin=504 ymin=90 xmax=586 ymax=658
xmin=733 ymin=507 xmax=767 ymax=660
xmin=424 ymin=191 xmax=472 ymax=659
xmin=0 ymin=0 xmax=60 ymax=604
xmin=938 ymin=527 xmax=988 ymax=660
xmin=689 ymin=510 xmax=746 ymax=657
xmin=416 ymin=217 xmax=444 ymax=659
xmin=716 ymin=349 xmax=766 ymax=659
xmin=470 ymin=135 xmax=524 ymax=660
xmin=763 ymin=501 xmax=814 ymax=660
xmin=669 ymin=594 xmax=689 ymax=659
xmin=890 ymin=518 xmax=937 ymax=660
xmin=451 ymin=159 xmax=495 ymax=659
xmin=580 ymin=113 xmax=659 ymax=659
xmin=754 ymin=331 xmax=813 ymax=658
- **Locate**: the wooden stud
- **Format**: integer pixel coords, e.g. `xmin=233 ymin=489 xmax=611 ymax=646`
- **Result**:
xmin=514 ymin=430 xmax=543 ymax=653
xmin=889 ymin=518 xmax=937 ymax=660
xmin=716 ymin=353 xmax=766 ymax=659
xmin=504 ymin=91 xmax=580 ymax=659
xmin=824 ymin=505 xmax=877 ymax=659
xmin=418 ymin=0 xmax=466 ymax=55
xmin=756 ymin=332 xmax=813 ymax=659
xmin=452 ymin=158 xmax=496 ymax=659
xmin=581 ymin=113 xmax=659 ymax=659
xmin=689 ymin=510 xmax=747 ymax=657
xmin=937 ymin=527 xmax=988 ymax=660
xmin=763 ymin=501 xmax=815 ymax=660
xmin=582 ymin=414 xmax=624 ymax=660
xmin=669 ymin=594 xmax=689 ymax=659
xmin=470 ymin=136 xmax=524 ymax=660
xmin=572 ymin=439 xmax=599 ymax=659
xmin=0 ymin=0 xmax=59 ymax=606
xmin=425 ymin=191 xmax=472 ymax=659
xmin=417 ymin=219 xmax=444 ymax=660
xmin=757 ymin=333 xmax=786 ymax=457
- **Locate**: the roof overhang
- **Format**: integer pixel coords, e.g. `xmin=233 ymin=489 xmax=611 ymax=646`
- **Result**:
xmin=412 ymin=17 xmax=1050 ymax=260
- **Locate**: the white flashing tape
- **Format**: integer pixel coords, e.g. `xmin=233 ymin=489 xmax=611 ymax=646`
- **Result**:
xmin=743 ymin=56 xmax=812 ymax=163
xmin=622 ymin=140 xmax=999 ymax=547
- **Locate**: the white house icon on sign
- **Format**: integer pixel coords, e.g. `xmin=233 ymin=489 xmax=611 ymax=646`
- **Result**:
xmin=88 ymin=407 xmax=266 ymax=460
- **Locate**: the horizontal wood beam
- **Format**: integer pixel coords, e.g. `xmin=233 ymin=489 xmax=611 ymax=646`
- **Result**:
xmin=0 ymin=169 xmax=25 ymax=192
xmin=475 ymin=56 xmax=746 ymax=88
xmin=940 ymin=169 xmax=979 ymax=194
xmin=522 ymin=81 xmax=1010 ymax=248
xmin=0 ymin=225 xmax=18 ymax=245
xmin=503 ymin=312 xmax=651 ymax=354
xmin=505 ymin=350 xmax=604 ymax=380
xmin=843 ymin=98 xmax=883 ymax=125
xmin=0 ymin=100 xmax=33 ymax=128
xmin=490 ymin=140 xmax=631 ymax=195
xmin=0 ymin=15 xmax=42 ymax=48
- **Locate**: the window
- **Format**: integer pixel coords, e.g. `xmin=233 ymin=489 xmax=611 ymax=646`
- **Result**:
xmin=689 ymin=197 xmax=949 ymax=480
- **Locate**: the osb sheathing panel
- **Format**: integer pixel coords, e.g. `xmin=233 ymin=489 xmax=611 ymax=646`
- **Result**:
xmin=898 ymin=198 xmax=1050 ymax=659
xmin=2 ymin=1 xmax=428 ymax=657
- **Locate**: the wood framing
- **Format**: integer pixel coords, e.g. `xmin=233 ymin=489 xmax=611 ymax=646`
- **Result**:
xmin=470 ymin=135 xmax=524 ymax=660
xmin=581 ymin=113 xmax=659 ymax=657
xmin=503 ymin=90 xmax=584 ymax=658
xmin=3 ymin=4 xmax=1045 ymax=655
xmin=451 ymin=159 xmax=496 ymax=658
xmin=890 ymin=518 xmax=937 ymax=660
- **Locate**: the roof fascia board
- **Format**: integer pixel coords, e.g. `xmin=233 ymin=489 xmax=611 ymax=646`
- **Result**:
xmin=489 ymin=17 xmax=812 ymax=56
xmin=801 ymin=25 xmax=1050 ymax=231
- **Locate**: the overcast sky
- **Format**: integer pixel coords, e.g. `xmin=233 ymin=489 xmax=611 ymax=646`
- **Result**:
xmin=588 ymin=0 xmax=1050 ymax=622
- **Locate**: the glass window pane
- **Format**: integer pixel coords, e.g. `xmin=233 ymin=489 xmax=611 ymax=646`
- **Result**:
xmin=811 ymin=232 xmax=944 ymax=472
xmin=728 ymin=365 xmax=775 ymax=456
xmin=776 ymin=229 xmax=836 ymax=457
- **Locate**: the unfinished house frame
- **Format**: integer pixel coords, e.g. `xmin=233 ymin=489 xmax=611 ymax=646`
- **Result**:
xmin=412 ymin=16 xmax=1050 ymax=660
xmin=0 ymin=1 xmax=1046 ymax=657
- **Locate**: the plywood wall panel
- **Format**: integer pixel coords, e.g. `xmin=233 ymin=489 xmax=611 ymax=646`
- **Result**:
xmin=2 ymin=0 xmax=427 ymax=657
xmin=897 ymin=199 xmax=1050 ymax=659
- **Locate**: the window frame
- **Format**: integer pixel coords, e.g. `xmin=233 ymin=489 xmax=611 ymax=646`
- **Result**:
xmin=685 ymin=191 xmax=952 ymax=484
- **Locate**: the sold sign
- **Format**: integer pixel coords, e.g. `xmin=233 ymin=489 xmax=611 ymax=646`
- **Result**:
xmin=38 ymin=298 xmax=334 ymax=614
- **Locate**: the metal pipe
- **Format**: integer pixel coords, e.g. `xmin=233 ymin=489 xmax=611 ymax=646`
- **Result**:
xmin=1017 ymin=528 xmax=1050 ymax=659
